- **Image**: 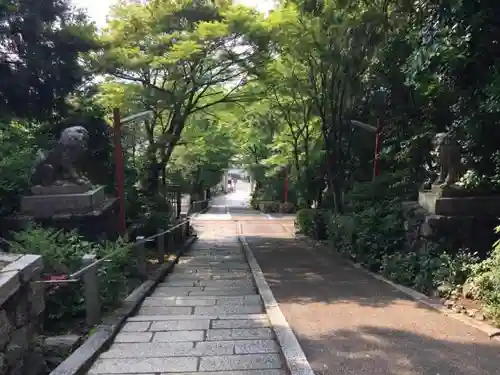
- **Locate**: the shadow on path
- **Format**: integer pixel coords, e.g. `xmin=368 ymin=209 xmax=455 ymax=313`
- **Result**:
xmin=246 ymin=235 xmax=500 ymax=375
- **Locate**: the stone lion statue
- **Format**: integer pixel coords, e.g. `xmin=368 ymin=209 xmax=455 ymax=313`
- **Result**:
xmin=432 ymin=132 xmax=462 ymax=186
xmin=30 ymin=126 xmax=90 ymax=187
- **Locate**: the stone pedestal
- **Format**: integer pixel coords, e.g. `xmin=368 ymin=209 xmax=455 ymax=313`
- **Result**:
xmin=413 ymin=186 xmax=500 ymax=257
xmin=21 ymin=186 xmax=105 ymax=218
xmin=5 ymin=185 xmax=121 ymax=242
xmin=418 ymin=186 xmax=500 ymax=216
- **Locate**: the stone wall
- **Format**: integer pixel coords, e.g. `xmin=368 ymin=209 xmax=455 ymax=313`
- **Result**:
xmin=402 ymin=201 xmax=498 ymax=258
xmin=0 ymin=253 xmax=46 ymax=375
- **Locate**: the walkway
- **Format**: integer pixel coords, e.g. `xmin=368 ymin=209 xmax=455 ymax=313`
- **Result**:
xmin=88 ymin=183 xmax=500 ymax=375
xmin=88 ymin=186 xmax=288 ymax=375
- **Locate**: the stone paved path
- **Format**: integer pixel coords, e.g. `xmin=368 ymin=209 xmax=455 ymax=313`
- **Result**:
xmin=88 ymin=182 xmax=500 ymax=375
xmin=88 ymin=207 xmax=288 ymax=375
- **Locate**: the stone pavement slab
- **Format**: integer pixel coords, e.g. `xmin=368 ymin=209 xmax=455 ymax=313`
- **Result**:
xmin=88 ymin=227 xmax=287 ymax=375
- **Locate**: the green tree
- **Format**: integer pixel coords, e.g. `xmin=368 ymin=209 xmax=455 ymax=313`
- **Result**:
xmin=0 ymin=0 xmax=98 ymax=121
xmin=96 ymin=0 xmax=270 ymax=192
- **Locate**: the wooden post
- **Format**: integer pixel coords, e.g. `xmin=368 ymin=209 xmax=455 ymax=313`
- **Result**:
xmin=373 ymin=118 xmax=382 ymax=180
xmin=135 ymin=236 xmax=147 ymax=277
xmin=82 ymin=254 xmax=100 ymax=327
xmin=166 ymin=233 xmax=171 ymax=257
xmin=157 ymin=230 xmax=165 ymax=264
xmin=284 ymin=167 xmax=289 ymax=203
xmin=176 ymin=191 xmax=181 ymax=219
xmin=113 ymin=108 xmax=126 ymax=235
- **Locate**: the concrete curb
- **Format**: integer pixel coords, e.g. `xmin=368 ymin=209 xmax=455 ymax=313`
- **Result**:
xmin=49 ymin=235 xmax=198 ymax=375
xmin=297 ymin=235 xmax=500 ymax=341
xmin=238 ymin=228 xmax=316 ymax=375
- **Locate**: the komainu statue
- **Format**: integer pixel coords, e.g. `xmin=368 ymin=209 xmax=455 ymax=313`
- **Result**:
xmin=432 ymin=131 xmax=462 ymax=186
xmin=31 ymin=126 xmax=90 ymax=187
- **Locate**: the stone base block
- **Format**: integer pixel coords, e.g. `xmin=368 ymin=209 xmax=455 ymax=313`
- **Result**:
xmin=20 ymin=186 xmax=105 ymax=218
xmin=418 ymin=190 xmax=500 ymax=216
xmin=6 ymin=198 xmax=120 ymax=242
xmin=30 ymin=183 xmax=93 ymax=195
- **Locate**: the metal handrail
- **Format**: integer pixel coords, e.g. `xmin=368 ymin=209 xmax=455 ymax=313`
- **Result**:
xmin=27 ymin=198 xmax=210 ymax=327
xmin=36 ymin=199 xmax=210 ymax=285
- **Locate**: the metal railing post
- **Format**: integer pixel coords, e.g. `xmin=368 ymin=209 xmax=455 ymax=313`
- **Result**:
xmin=166 ymin=232 xmax=171 ymax=257
xmin=135 ymin=236 xmax=147 ymax=277
xmin=82 ymin=254 xmax=101 ymax=327
xmin=157 ymin=230 xmax=165 ymax=264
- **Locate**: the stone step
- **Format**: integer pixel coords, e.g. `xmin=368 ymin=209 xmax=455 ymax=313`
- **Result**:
xmin=173 ymin=267 xmax=251 ymax=273
xmin=115 ymin=327 xmax=274 ymax=342
xmin=179 ymin=255 xmax=245 ymax=262
xmin=142 ymin=295 xmax=262 ymax=307
xmin=172 ymin=267 xmax=251 ymax=274
xmin=188 ymin=290 xmax=256 ymax=296
xmin=89 ymin=354 xmax=284 ymax=374
xmin=127 ymin=313 xmax=269 ymax=322
xmin=99 ymin=339 xmax=280 ymax=358
xmin=137 ymin=304 xmax=264 ymax=316
xmin=158 ymin=280 xmax=255 ymax=288
xmin=192 ymin=305 xmax=264 ymax=315
xmin=153 ymin=286 xmax=257 ymax=296
xmin=185 ymin=250 xmax=243 ymax=255
xmin=167 ymin=273 xmax=252 ymax=281
xmin=121 ymin=317 xmax=270 ymax=332
xmin=176 ymin=262 xmax=250 ymax=270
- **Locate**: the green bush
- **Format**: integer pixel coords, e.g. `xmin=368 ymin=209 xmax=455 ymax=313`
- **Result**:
xmin=326 ymin=213 xmax=355 ymax=257
xmin=259 ymin=201 xmax=280 ymax=213
xmin=349 ymin=201 xmax=406 ymax=271
xmin=10 ymin=225 xmax=132 ymax=328
xmin=279 ymin=202 xmax=296 ymax=213
xmin=0 ymin=123 xmax=37 ymax=216
xmin=346 ymin=171 xmax=418 ymax=212
xmin=250 ymin=191 xmax=260 ymax=209
xmin=467 ymin=226 xmax=500 ymax=325
xmin=379 ymin=241 xmax=479 ymax=294
xmin=127 ymin=188 xmax=173 ymax=236
xmin=296 ymin=209 xmax=330 ymax=240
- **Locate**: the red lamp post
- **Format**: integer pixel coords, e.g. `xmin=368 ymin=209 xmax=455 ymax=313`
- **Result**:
xmin=113 ymin=108 xmax=153 ymax=236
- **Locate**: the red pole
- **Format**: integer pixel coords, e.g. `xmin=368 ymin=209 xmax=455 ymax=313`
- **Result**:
xmin=113 ymin=108 xmax=127 ymax=236
xmin=284 ymin=167 xmax=289 ymax=203
xmin=373 ymin=118 xmax=381 ymax=180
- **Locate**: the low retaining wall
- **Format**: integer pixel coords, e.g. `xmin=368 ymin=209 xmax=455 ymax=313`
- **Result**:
xmin=0 ymin=253 xmax=45 ymax=375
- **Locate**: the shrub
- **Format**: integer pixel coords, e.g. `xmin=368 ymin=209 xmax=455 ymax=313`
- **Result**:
xmin=250 ymin=192 xmax=260 ymax=209
xmin=346 ymin=171 xmax=418 ymax=212
xmin=326 ymin=213 xmax=355 ymax=257
xmin=0 ymin=123 xmax=37 ymax=216
xmin=349 ymin=201 xmax=406 ymax=271
xmin=279 ymin=202 xmax=295 ymax=213
xmin=259 ymin=201 xmax=280 ymax=213
xmin=467 ymin=226 xmax=500 ymax=325
xmin=10 ymin=225 xmax=132 ymax=328
xmin=296 ymin=209 xmax=330 ymax=240
xmin=127 ymin=189 xmax=173 ymax=236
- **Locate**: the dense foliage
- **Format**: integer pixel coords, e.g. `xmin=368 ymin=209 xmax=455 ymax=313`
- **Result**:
xmin=10 ymin=226 xmax=133 ymax=329
xmin=2 ymin=0 xmax=500 ymax=330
